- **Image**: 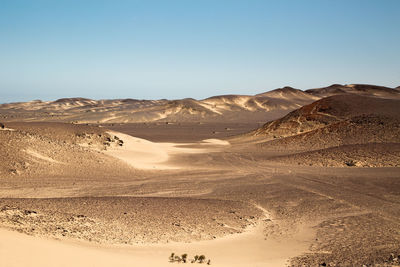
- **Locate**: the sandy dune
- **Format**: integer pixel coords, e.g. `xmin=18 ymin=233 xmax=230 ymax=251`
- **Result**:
xmin=103 ymin=131 xmax=220 ymax=169
xmin=0 ymin=216 xmax=313 ymax=267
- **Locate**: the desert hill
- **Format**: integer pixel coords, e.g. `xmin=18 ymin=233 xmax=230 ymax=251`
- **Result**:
xmin=256 ymin=86 xmax=317 ymax=102
xmin=245 ymin=94 xmax=400 ymax=167
xmin=252 ymin=94 xmax=400 ymax=140
xmin=1 ymin=84 xmax=398 ymax=124
xmin=305 ymin=84 xmax=400 ymax=99
xmin=0 ymin=90 xmax=319 ymax=124
xmin=0 ymin=122 xmax=134 ymax=178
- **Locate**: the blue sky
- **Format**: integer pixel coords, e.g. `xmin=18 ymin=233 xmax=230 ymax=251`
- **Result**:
xmin=0 ymin=0 xmax=399 ymax=102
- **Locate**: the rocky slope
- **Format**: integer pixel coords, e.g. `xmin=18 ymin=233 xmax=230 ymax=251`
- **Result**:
xmin=252 ymin=94 xmax=400 ymax=141
xmin=247 ymin=94 xmax=400 ymax=166
xmin=272 ymin=143 xmax=400 ymax=167
xmin=0 ymin=122 xmax=134 ymax=178
xmin=305 ymin=84 xmax=400 ymax=99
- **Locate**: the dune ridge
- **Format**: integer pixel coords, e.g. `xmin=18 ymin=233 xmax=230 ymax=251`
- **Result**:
xmin=2 ymin=84 xmax=398 ymax=124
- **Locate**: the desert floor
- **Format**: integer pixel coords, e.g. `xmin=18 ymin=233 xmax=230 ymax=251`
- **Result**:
xmin=1 ymin=123 xmax=400 ymax=266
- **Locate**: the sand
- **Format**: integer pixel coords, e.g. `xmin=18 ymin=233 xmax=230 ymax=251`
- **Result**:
xmin=201 ymin=139 xmax=230 ymax=146
xmin=0 ymin=218 xmax=314 ymax=267
xmin=103 ymin=131 xmax=219 ymax=170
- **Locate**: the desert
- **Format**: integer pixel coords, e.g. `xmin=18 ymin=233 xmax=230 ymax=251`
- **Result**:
xmin=1 ymin=84 xmax=400 ymax=266
xmin=1 ymin=1 xmax=400 ymax=266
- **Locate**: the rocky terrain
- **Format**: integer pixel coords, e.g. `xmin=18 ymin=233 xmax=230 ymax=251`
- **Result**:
xmin=0 ymin=122 xmax=135 ymax=178
xmin=240 ymin=94 xmax=400 ymax=168
xmin=0 ymin=197 xmax=261 ymax=244
xmin=305 ymin=83 xmax=400 ymax=99
xmin=252 ymin=94 xmax=400 ymax=141
xmin=272 ymin=143 xmax=400 ymax=167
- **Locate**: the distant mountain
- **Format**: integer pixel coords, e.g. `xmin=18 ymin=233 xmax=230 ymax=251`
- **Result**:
xmin=305 ymin=84 xmax=400 ymax=98
xmin=1 ymin=84 xmax=398 ymax=123
xmin=256 ymin=86 xmax=317 ymax=101
xmin=0 ymin=87 xmax=319 ymax=123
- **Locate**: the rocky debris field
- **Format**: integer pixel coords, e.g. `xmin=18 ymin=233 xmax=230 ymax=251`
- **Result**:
xmin=271 ymin=143 xmax=400 ymax=167
xmin=0 ymin=122 xmax=135 ymax=178
xmin=0 ymin=197 xmax=262 ymax=244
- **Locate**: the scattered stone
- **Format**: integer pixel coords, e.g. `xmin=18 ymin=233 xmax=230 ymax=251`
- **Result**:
xmin=23 ymin=210 xmax=37 ymax=215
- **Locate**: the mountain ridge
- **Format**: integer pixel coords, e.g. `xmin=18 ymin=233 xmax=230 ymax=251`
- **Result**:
xmin=1 ymin=84 xmax=399 ymax=123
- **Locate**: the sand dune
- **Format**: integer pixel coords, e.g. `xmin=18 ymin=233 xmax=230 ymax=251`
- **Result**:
xmin=103 ymin=131 xmax=216 ymax=170
xmin=201 ymin=139 xmax=230 ymax=145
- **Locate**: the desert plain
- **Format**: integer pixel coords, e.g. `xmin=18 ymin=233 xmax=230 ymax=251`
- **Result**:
xmin=0 ymin=84 xmax=400 ymax=267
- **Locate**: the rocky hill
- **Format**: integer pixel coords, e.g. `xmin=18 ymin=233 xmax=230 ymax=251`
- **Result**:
xmin=252 ymin=94 xmax=400 ymax=140
xmin=0 ymin=122 xmax=135 ymax=178
xmin=247 ymin=94 xmax=400 ymax=167
xmin=305 ymin=84 xmax=400 ymax=99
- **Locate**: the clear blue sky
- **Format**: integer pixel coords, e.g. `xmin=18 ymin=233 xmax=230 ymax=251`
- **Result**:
xmin=1 ymin=0 xmax=399 ymax=102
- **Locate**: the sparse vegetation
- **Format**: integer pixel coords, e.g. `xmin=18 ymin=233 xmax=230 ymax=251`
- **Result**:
xmin=174 ymin=255 xmax=182 ymax=262
xmin=182 ymin=254 xmax=188 ymax=263
xmin=169 ymin=253 xmax=210 ymax=264
xmin=198 ymin=255 xmax=206 ymax=263
xmin=192 ymin=255 xmax=199 ymax=263
xmin=169 ymin=253 xmax=175 ymax=262
xmin=345 ymin=160 xmax=356 ymax=167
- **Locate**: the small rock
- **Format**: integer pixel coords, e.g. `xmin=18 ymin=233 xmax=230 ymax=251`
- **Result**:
xmin=23 ymin=210 xmax=37 ymax=215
